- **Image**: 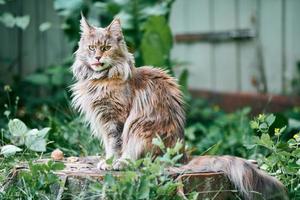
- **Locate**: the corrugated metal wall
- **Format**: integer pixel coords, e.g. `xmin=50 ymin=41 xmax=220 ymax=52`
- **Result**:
xmin=1 ymin=0 xmax=300 ymax=94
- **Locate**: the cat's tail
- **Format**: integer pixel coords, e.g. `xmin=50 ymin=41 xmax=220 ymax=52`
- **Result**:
xmin=173 ymin=155 xmax=288 ymax=200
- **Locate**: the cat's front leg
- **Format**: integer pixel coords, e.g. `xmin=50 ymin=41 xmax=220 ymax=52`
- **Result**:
xmin=112 ymin=135 xmax=145 ymax=170
xmin=97 ymin=124 xmax=123 ymax=170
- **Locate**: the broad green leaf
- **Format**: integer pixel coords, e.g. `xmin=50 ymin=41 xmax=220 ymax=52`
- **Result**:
xmin=8 ymin=118 xmax=27 ymax=137
xmin=38 ymin=127 xmax=51 ymax=138
xmin=0 ymin=0 xmax=5 ymax=5
xmin=39 ymin=22 xmax=52 ymax=32
xmin=141 ymin=16 xmax=172 ymax=67
xmin=266 ymin=114 xmax=276 ymax=126
xmin=0 ymin=145 xmax=22 ymax=157
xmin=15 ymin=15 xmax=30 ymax=29
xmin=25 ymin=128 xmax=49 ymax=152
xmin=258 ymin=133 xmax=273 ymax=149
xmin=0 ymin=12 xmax=15 ymax=28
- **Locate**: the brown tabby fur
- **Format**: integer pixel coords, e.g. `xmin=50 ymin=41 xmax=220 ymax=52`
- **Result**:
xmin=171 ymin=155 xmax=288 ymax=200
xmin=71 ymin=15 xmax=185 ymax=170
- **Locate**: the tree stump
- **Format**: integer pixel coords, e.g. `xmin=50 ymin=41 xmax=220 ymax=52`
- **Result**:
xmin=8 ymin=156 xmax=236 ymax=200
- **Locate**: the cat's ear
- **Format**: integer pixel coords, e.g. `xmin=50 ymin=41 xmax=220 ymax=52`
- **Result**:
xmin=106 ymin=18 xmax=123 ymax=40
xmin=80 ymin=13 xmax=94 ymax=34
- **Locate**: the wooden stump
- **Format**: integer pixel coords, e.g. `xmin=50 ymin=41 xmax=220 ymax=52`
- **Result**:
xmin=9 ymin=156 xmax=236 ymax=200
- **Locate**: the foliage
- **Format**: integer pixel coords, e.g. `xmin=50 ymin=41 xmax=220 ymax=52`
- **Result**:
xmin=1 ymin=160 xmax=64 ymax=199
xmin=53 ymin=0 xmax=175 ymax=70
xmin=0 ymin=1 xmax=30 ymax=30
xmin=249 ymin=114 xmax=300 ymax=199
xmin=1 ymin=0 xmax=300 ymax=199
xmin=185 ymin=99 xmax=253 ymax=157
xmin=87 ymin=139 xmax=198 ymax=200
xmin=0 ymin=12 xmax=30 ymax=29
xmin=1 ymin=118 xmax=50 ymax=157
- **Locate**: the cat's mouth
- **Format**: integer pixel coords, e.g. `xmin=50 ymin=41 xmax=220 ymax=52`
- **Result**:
xmin=91 ymin=62 xmax=111 ymax=72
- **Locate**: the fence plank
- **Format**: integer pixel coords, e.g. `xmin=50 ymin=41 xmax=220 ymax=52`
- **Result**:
xmin=21 ymin=0 xmax=39 ymax=75
xmin=238 ymin=0 xmax=257 ymax=92
xmin=259 ymin=0 xmax=283 ymax=93
xmin=285 ymin=0 xmax=300 ymax=94
xmin=213 ymin=0 xmax=238 ymax=91
xmin=186 ymin=0 xmax=213 ymax=89
xmin=0 ymin=1 xmax=19 ymax=82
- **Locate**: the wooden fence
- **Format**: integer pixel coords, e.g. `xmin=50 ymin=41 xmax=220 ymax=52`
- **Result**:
xmin=170 ymin=0 xmax=300 ymax=94
xmin=1 ymin=0 xmax=300 ymax=94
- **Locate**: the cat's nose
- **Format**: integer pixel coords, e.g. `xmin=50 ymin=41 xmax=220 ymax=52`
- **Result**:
xmin=95 ymin=56 xmax=101 ymax=61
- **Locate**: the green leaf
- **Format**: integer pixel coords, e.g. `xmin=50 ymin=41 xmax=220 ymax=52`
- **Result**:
xmin=25 ymin=73 xmax=50 ymax=85
xmin=259 ymin=122 xmax=268 ymax=131
xmin=137 ymin=177 xmax=150 ymax=199
xmin=250 ymin=120 xmax=259 ymax=129
xmin=49 ymin=161 xmax=65 ymax=171
xmin=15 ymin=15 xmax=30 ymax=29
xmin=152 ymin=137 xmax=165 ymax=150
xmin=25 ymin=128 xmax=49 ymax=152
xmin=0 ymin=145 xmax=22 ymax=157
xmin=0 ymin=0 xmax=5 ymax=5
xmin=258 ymin=133 xmax=273 ymax=149
xmin=141 ymin=3 xmax=168 ymax=17
xmin=178 ymin=69 xmax=189 ymax=95
xmin=141 ymin=16 xmax=172 ymax=67
xmin=8 ymin=118 xmax=27 ymax=137
xmin=266 ymin=114 xmax=276 ymax=126
xmin=0 ymin=12 xmax=15 ymax=28
xmin=200 ymin=141 xmax=221 ymax=155
xmin=54 ymin=0 xmax=83 ymax=17
xmin=39 ymin=22 xmax=52 ymax=32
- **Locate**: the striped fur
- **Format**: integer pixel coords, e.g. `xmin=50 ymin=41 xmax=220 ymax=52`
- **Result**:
xmin=174 ymin=155 xmax=288 ymax=200
xmin=71 ymin=16 xmax=185 ymax=170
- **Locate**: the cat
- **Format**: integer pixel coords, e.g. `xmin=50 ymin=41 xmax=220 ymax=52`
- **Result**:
xmin=70 ymin=14 xmax=186 ymax=170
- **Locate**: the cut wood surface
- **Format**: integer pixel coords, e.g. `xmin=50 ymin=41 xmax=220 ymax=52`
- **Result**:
xmin=10 ymin=156 xmax=235 ymax=200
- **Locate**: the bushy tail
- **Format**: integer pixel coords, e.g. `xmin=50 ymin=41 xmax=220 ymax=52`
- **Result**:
xmin=176 ymin=155 xmax=288 ymax=200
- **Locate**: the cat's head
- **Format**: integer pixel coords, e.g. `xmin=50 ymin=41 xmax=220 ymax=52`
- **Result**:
xmin=72 ymin=14 xmax=134 ymax=81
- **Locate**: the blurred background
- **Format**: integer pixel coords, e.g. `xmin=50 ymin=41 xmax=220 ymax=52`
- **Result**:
xmin=1 ymin=0 xmax=300 ymax=112
xmin=0 ymin=1 xmax=300 ymax=198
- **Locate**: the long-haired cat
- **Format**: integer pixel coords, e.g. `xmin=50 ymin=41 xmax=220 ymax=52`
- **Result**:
xmin=71 ymin=15 xmax=185 ymax=170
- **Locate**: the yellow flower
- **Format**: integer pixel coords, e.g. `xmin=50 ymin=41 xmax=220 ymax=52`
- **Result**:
xmin=294 ymin=134 xmax=300 ymax=142
xmin=274 ymin=128 xmax=280 ymax=136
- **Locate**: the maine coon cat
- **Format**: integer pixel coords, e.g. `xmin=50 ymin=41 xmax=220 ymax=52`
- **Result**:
xmin=71 ymin=15 xmax=185 ymax=170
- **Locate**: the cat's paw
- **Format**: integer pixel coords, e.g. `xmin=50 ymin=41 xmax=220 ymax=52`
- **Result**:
xmin=112 ymin=158 xmax=128 ymax=171
xmin=97 ymin=159 xmax=112 ymax=170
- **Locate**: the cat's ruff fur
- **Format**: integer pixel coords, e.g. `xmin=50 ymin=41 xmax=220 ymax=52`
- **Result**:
xmin=71 ymin=15 xmax=185 ymax=170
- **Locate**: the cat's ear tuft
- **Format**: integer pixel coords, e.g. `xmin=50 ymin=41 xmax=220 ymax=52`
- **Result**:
xmin=80 ymin=13 xmax=94 ymax=34
xmin=106 ymin=18 xmax=123 ymax=41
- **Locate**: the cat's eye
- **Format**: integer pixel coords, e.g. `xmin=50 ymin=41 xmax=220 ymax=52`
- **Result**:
xmin=101 ymin=46 xmax=111 ymax=51
xmin=88 ymin=45 xmax=96 ymax=51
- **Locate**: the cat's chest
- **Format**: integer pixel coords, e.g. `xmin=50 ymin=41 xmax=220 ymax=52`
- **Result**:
xmin=72 ymin=79 xmax=131 ymax=120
